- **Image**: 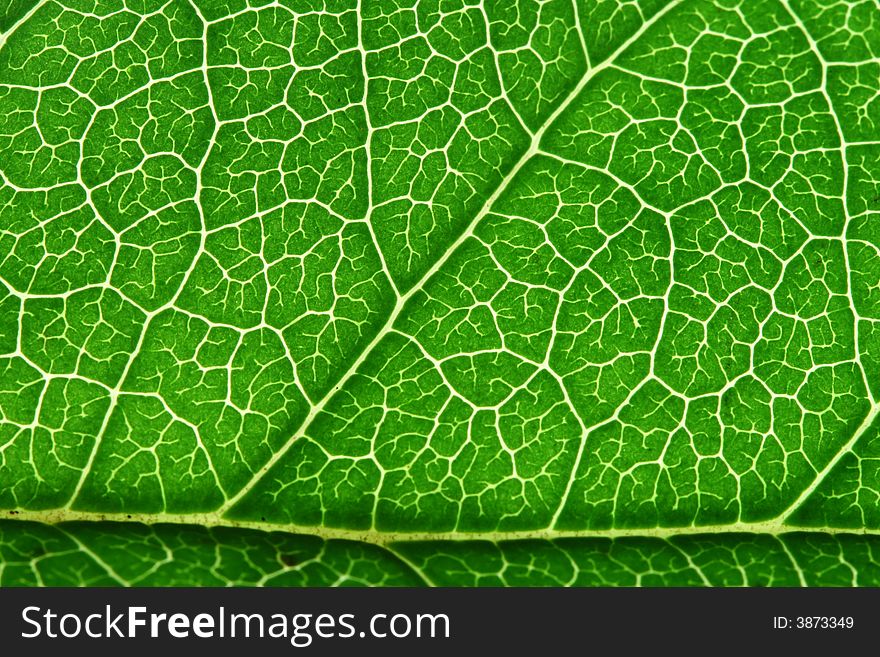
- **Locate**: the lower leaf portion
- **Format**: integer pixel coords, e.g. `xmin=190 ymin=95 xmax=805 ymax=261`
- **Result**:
xmin=2 ymin=519 xmax=878 ymax=587
xmin=396 ymin=533 xmax=880 ymax=586
xmin=0 ymin=520 xmax=424 ymax=587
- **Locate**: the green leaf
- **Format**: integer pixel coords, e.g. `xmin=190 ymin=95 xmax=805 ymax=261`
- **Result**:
xmin=1 ymin=0 xmax=878 ymax=586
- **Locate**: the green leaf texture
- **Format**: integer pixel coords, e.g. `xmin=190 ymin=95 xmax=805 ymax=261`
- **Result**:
xmin=0 ymin=0 xmax=878 ymax=586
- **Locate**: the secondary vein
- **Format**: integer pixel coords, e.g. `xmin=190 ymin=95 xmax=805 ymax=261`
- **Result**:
xmin=216 ymin=0 xmax=686 ymax=517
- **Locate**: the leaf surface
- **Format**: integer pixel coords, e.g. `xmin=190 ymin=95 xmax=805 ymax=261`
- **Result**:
xmin=1 ymin=0 xmax=879 ymax=585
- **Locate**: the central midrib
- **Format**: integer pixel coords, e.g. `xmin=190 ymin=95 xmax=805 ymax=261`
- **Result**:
xmin=7 ymin=509 xmax=876 ymax=546
xmin=214 ymin=0 xmax=688 ymax=516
